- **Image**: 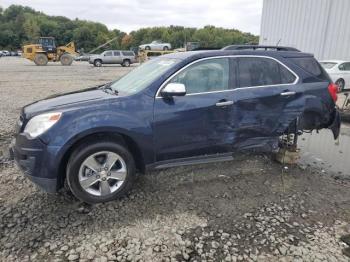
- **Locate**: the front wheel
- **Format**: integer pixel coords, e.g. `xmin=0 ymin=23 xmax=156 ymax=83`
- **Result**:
xmin=60 ymin=53 xmax=73 ymax=66
xmin=163 ymin=46 xmax=169 ymax=51
xmin=66 ymin=141 xmax=136 ymax=204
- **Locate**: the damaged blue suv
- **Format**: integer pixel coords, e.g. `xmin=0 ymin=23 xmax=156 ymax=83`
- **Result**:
xmin=11 ymin=47 xmax=340 ymax=203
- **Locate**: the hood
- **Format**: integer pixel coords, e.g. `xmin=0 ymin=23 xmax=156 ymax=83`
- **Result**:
xmin=23 ymin=86 xmax=113 ymax=118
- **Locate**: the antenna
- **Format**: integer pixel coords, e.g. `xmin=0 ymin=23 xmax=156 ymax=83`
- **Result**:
xmin=276 ymin=39 xmax=282 ymax=46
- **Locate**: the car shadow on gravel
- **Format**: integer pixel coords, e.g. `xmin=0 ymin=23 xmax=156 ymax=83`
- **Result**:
xmin=1 ymin=153 xmax=350 ymax=260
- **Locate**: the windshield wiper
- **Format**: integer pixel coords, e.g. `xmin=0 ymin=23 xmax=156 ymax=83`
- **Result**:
xmin=101 ymin=82 xmax=119 ymax=95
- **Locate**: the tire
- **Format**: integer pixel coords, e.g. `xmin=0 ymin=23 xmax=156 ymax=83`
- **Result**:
xmin=66 ymin=140 xmax=136 ymax=204
xmin=336 ymin=79 xmax=345 ymax=93
xmin=34 ymin=53 xmax=48 ymax=66
xmin=163 ymin=46 xmax=169 ymax=51
xmin=122 ymin=59 xmax=130 ymax=67
xmin=60 ymin=53 xmax=73 ymax=66
xmin=94 ymin=59 xmax=102 ymax=67
xmin=145 ymin=46 xmax=151 ymax=50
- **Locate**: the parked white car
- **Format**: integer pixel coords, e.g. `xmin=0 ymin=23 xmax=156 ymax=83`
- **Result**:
xmin=1 ymin=50 xmax=10 ymax=56
xmin=320 ymin=60 xmax=350 ymax=92
xmin=139 ymin=41 xmax=171 ymax=51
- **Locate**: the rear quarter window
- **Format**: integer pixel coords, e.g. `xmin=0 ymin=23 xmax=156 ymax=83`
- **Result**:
xmin=289 ymin=57 xmax=329 ymax=81
xmin=122 ymin=51 xmax=135 ymax=56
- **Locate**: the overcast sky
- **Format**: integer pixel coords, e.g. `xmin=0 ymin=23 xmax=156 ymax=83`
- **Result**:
xmin=2 ymin=0 xmax=263 ymax=34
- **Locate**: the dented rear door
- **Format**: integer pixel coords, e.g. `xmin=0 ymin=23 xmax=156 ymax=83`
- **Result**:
xmin=228 ymin=56 xmax=304 ymax=151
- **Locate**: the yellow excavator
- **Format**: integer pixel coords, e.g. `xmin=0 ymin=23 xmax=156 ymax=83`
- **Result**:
xmin=22 ymin=37 xmax=78 ymax=66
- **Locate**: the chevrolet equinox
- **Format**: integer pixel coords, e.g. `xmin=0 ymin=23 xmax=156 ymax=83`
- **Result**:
xmin=11 ymin=48 xmax=341 ymax=203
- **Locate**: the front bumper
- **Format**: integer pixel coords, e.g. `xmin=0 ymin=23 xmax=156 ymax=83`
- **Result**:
xmin=10 ymin=136 xmax=58 ymax=193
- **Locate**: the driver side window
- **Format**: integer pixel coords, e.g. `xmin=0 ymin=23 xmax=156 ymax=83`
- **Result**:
xmin=170 ymin=58 xmax=229 ymax=94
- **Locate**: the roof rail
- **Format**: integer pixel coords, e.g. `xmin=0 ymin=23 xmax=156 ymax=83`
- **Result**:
xmin=221 ymin=45 xmax=300 ymax=52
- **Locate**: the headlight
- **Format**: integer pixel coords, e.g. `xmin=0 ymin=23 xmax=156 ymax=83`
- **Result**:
xmin=24 ymin=112 xmax=62 ymax=138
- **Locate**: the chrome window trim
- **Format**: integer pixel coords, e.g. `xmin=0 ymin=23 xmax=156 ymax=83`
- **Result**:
xmin=155 ymin=55 xmax=300 ymax=98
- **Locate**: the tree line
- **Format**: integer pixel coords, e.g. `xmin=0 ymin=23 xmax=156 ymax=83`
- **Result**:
xmin=0 ymin=5 xmax=258 ymax=53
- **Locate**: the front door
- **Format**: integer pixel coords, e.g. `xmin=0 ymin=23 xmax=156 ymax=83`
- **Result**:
xmin=103 ymin=51 xmax=113 ymax=64
xmin=153 ymin=57 xmax=235 ymax=161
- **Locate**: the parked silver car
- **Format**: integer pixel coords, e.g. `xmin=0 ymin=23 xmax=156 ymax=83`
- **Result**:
xmin=139 ymin=41 xmax=172 ymax=51
xmin=89 ymin=50 xmax=136 ymax=67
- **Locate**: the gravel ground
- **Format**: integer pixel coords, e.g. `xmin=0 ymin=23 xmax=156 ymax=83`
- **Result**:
xmin=0 ymin=57 xmax=350 ymax=261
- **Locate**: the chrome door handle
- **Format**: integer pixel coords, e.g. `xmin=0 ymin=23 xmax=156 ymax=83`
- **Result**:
xmin=216 ymin=100 xmax=234 ymax=107
xmin=280 ymin=91 xmax=296 ymax=96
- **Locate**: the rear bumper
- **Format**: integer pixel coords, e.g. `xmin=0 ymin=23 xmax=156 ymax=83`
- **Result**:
xmin=10 ymin=136 xmax=59 ymax=193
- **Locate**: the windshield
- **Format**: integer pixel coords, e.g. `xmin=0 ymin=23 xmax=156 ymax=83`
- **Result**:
xmin=320 ymin=62 xmax=337 ymax=69
xmin=110 ymin=58 xmax=180 ymax=95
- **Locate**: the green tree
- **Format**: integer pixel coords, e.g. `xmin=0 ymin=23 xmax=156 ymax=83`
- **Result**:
xmin=0 ymin=4 xmax=258 ymax=51
xmin=23 ymin=14 xmax=40 ymax=42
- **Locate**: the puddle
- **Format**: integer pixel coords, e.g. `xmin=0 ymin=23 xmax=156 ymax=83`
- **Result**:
xmin=298 ymin=123 xmax=350 ymax=178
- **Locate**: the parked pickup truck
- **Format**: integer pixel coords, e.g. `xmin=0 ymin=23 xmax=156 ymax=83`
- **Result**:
xmin=11 ymin=47 xmax=340 ymax=204
xmin=89 ymin=50 xmax=136 ymax=67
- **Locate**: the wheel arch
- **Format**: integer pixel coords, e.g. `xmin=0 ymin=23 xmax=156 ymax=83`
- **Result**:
xmin=57 ymin=130 xmax=145 ymax=189
xmin=335 ymin=78 xmax=345 ymax=91
xmin=336 ymin=77 xmax=345 ymax=83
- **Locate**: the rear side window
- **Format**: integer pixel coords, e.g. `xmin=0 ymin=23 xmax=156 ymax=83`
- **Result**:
xmin=339 ymin=62 xmax=350 ymax=71
xmin=113 ymin=51 xmax=120 ymax=56
xmin=238 ymin=57 xmax=296 ymax=88
xmin=122 ymin=51 xmax=135 ymax=56
xmin=289 ymin=57 xmax=328 ymax=81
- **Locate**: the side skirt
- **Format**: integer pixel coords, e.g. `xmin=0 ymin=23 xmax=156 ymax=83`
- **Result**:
xmin=146 ymin=153 xmax=234 ymax=170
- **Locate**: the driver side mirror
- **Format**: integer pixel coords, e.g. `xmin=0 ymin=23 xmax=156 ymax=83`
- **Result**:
xmin=161 ymin=83 xmax=186 ymax=97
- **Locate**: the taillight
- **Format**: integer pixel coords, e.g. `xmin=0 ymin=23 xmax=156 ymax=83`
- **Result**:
xmin=328 ymin=83 xmax=338 ymax=102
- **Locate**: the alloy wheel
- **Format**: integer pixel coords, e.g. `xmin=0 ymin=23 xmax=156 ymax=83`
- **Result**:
xmin=78 ymin=151 xmax=127 ymax=196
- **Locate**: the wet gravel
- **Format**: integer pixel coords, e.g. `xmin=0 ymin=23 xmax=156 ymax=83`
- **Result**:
xmin=0 ymin=57 xmax=350 ymax=261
